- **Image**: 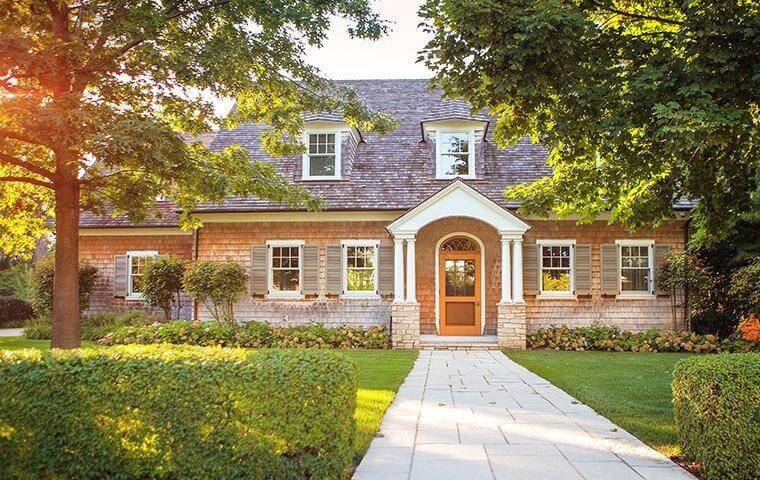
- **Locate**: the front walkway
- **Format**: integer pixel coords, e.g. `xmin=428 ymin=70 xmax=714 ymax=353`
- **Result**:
xmin=354 ymin=350 xmax=695 ymax=480
xmin=0 ymin=328 xmax=23 ymax=337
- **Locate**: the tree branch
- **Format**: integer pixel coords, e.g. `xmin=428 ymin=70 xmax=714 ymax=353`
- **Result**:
xmin=0 ymin=152 xmax=55 ymax=180
xmin=0 ymin=176 xmax=55 ymax=189
xmin=0 ymin=128 xmax=50 ymax=149
xmin=588 ymin=1 xmax=683 ymax=26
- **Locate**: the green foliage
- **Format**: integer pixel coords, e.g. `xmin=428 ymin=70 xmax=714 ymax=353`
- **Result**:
xmin=142 ymin=256 xmax=186 ymax=321
xmin=673 ymin=353 xmax=760 ymax=480
xmin=23 ymin=311 xmax=157 ymax=341
xmin=420 ymin=0 xmax=759 ymax=245
xmin=29 ymin=256 xmax=98 ymax=317
xmin=0 ymin=345 xmax=358 ymax=479
xmin=0 ymin=296 xmax=34 ymax=327
xmin=657 ymin=250 xmax=715 ymax=330
xmin=99 ymin=321 xmax=391 ymax=349
xmin=0 ymin=264 xmax=32 ymax=299
xmin=729 ymin=257 xmax=760 ymax=316
xmin=182 ymin=261 xmax=247 ymax=323
xmin=528 ymin=325 xmax=759 ymax=354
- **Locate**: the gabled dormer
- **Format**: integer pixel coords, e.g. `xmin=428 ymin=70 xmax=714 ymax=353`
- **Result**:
xmin=301 ymin=117 xmax=361 ymax=181
xmin=421 ymin=115 xmax=489 ymax=180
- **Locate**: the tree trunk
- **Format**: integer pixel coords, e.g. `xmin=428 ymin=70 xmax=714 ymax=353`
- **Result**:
xmin=51 ymin=179 xmax=80 ymax=349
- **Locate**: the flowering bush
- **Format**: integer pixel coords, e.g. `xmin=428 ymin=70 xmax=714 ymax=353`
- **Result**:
xmin=99 ymin=321 xmax=391 ymax=349
xmin=738 ymin=314 xmax=760 ymax=343
xmin=528 ymin=324 xmax=759 ymax=353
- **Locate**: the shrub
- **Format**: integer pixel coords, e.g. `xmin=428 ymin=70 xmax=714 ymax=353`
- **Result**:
xmin=100 ymin=321 xmax=391 ymax=349
xmin=142 ymin=256 xmax=186 ymax=321
xmin=738 ymin=314 xmax=760 ymax=343
xmin=527 ymin=324 xmax=759 ymax=353
xmin=23 ymin=311 xmax=157 ymax=341
xmin=729 ymin=257 xmax=760 ymax=316
xmin=657 ymin=251 xmax=715 ymax=331
xmin=673 ymin=354 xmax=760 ymax=480
xmin=691 ymin=310 xmax=738 ymax=338
xmin=0 ymin=296 xmax=34 ymax=327
xmin=0 ymin=264 xmax=32 ymax=299
xmin=30 ymin=255 xmax=99 ymax=316
xmin=183 ymin=260 xmax=247 ymax=323
xmin=0 ymin=345 xmax=357 ymax=479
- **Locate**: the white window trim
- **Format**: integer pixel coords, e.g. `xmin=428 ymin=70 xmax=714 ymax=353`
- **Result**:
xmin=435 ymin=129 xmax=476 ymax=179
xmin=302 ymin=129 xmax=342 ymax=180
xmin=536 ymin=240 xmax=575 ymax=299
xmin=125 ymin=250 xmax=157 ymax=300
xmin=266 ymin=240 xmax=305 ymax=299
xmin=615 ymin=239 xmax=655 ymax=297
xmin=341 ymin=239 xmax=380 ymax=298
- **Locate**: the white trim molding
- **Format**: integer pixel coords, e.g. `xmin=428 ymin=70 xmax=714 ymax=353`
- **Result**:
xmin=80 ymin=228 xmax=192 ymax=236
xmin=194 ymin=211 xmax=404 ymax=223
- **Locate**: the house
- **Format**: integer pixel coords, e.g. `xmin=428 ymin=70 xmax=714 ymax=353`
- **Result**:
xmin=79 ymin=79 xmax=690 ymax=348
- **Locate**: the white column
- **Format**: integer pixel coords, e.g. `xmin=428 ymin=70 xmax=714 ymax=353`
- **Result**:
xmin=405 ymin=236 xmax=417 ymax=303
xmin=500 ymin=235 xmax=512 ymax=303
xmin=393 ymin=237 xmax=405 ymax=303
xmin=512 ymin=238 xmax=524 ymax=303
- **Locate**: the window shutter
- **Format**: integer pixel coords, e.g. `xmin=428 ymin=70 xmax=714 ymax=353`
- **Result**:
xmin=654 ymin=245 xmax=671 ymax=296
xmin=574 ymin=245 xmax=592 ymax=295
xmin=302 ymin=245 xmax=320 ymax=295
xmin=522 ymin=243 xmax=539 ymax=295
xmin=378 ymin=245 xmax=394 ymax=295
xmin=114 ymin=255 xmax=128 ymax=297
xmin=250 ymin=245 xmax=268 ymax=295
xmin=325 ymin=245 xmax=343 ymax=295
xmin=601 ymin=244 xmax=620 ymax=295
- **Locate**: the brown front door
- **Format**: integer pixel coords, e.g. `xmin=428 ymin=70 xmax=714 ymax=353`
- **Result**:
xmin=439 ymin=241 xmax=481 ymax=335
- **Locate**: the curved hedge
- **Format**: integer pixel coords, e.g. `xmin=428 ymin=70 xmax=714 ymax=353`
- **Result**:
xmin=673 ymin=353 xmax=760 ymax=480
xmin=0 ymin=345 xmax=357 ymax=479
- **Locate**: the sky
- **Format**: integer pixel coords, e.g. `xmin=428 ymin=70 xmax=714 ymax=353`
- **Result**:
xmin=305 ymin=0 xmax=432 ymax=79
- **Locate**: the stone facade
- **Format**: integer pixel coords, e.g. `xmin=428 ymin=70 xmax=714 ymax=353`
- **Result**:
xmin=391 ymin=302 xmax=421 ymax=348
xmin=497 ymin=303 xmax=527 ymax=349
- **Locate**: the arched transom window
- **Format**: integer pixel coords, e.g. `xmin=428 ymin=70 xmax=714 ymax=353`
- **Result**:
xmin=441 ymin=237 xmax=479 ymax=252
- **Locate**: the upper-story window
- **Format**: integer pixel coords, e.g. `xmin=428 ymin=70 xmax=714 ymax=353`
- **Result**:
xmin=303 ymin=131 xmax=341 ymax=180
xmin=436 ymin=130 xmax=475 ymax=179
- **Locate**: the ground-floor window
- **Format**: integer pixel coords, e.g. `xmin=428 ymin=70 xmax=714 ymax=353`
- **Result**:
xmin=617 ymin=240 xmax=653 ymax=294
xmin=538 ymin=240 xmax=574 ymax=296
xmin=126 ymin=250 xmax=157 ymax=298
xmin=342 ymin=241 xmax=378 ymax=296
xmin=268 ymin=241 xmax=303 ymax=297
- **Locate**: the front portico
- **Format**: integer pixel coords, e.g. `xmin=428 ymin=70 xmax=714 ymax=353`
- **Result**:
xmin=386 ymin=180 xmax=531 ymax=348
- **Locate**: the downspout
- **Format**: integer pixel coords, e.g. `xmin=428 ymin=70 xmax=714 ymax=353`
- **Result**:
xmin=683 ymin=217 xmax=692 ymax=331
xmin=193 ymin=227 xmax=201 ymax=322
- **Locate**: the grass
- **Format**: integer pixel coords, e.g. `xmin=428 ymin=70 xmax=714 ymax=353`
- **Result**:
xmin=0 ymin=337 xmax=417 ymax=466
xmin=506 ymin=349 xmax=696 ymax=457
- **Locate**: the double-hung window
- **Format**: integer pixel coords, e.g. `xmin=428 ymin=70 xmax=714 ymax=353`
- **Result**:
xmin=616 ymin=240 xmax=654 ymax=294
xmin=342 ymin=241 xmax=378 ymax=296
xmin=268 ymin=241 xmax=303 ymax=297
xmin=303 ymin=131 xmax=341 ymax=180
xmin=126 ymin=250 xmax=157 ymax=299
xmin=436 ymin=130 xmax=475 ymax=178
xmin=537 ymin=241 xmax=574 ymax=297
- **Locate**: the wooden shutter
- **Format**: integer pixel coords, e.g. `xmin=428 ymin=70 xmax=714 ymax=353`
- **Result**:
xmin=325 ymin=245 xmax=343 ymax=295
xmin=378 ymin=245 xmax=394 ymax=295
xmin=654 ymin=244 xmax=671 ymax=296
xmin=522 ymin=243 xmax=539 ymax=295
xmin=114 ymin=255 xmax=128 ymax=297
xmin=574 ymin=245 xmax=592 ymax=295
xmin=302 ymin=245 xmax=320 ymax=295
xmin=250 ymin=245 xmax=268 ymax=295
xmin=600 ymin=244 xmax=620 ymax=295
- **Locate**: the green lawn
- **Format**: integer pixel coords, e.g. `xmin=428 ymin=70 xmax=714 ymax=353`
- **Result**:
xmin=506 ymin=349 xmax=695 ymax=457
xmin=0 ymin=337 xmax=416 ymax=465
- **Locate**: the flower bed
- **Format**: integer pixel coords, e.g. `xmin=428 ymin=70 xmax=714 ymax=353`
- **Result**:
xmin=528 ymin=324 xmax=759 ymax=353
xmin=100 ymin=320 xmax=391 ymax=349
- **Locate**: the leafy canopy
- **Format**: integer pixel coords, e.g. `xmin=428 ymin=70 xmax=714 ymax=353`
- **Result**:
xmin=0 ymin=0 xmax=396 ymax=257
xmin=420 ymin=0 xmax=759 ymax=245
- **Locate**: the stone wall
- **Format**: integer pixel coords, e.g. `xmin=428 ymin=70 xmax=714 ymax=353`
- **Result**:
xmin=497 ymin=303 xmax=526 ymax=349
xmin=391 ymin=302 xmax=420 ymax=348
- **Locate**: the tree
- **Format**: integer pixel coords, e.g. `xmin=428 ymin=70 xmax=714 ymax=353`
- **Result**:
xmin=1 ymin=1 xmax=395 ymax=348
xmin=420 ymin=0 xmax=759 ymax=245
xmin=142 ymin=256 xmax=186 ymax=321
xmin=656 ymin=250 xmax=713 ymax=332
xmin=183 ymin=260 xmax=247 ymax=324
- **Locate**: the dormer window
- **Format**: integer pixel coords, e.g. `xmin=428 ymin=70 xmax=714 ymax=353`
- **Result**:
xmin=303 ymin=131 xmax=341 ymax=180
xmin=436 ymin=130 xmax=475 ymax=179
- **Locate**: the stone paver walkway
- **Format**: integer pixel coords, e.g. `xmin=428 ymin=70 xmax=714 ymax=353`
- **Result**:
xmin=354 ymin=350 xmax=695 ymax=480
xmin=0 ymin=328 xmax=23 ymax=337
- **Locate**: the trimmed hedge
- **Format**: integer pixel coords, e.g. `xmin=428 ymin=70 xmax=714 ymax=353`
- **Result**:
xmin=673 ymin=354 xmax=760 ymax=480
xmin=528 ymin=324 xmax=759 ymax=353
xmin=0 ymin=296 xmax=34 ymax=327
xmin=0 ymin=345 xmax=357 ymax=479
xmin=100 ymin=320 xmax=391 ymax=349
xmin=23 ymin=311 xmax=158 ymax=341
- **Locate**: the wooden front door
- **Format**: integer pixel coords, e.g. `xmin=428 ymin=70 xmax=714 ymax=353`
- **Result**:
xmin=439 ymin=238 xmax=481 ymax=335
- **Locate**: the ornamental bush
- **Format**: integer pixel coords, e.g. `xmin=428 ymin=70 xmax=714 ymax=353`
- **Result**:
xmin=24 ymin=311 xmax=158 ymax=341
xmin=673 ymin=354 xmax=760 ymax=480
xmin=729 ymin=257 xmax=760 ymax=316
xmin=29 ymin=255 xmax=99 ymax=317
xmin=142 ymin=256 xmax=186 ymax=321
xmin=527 ymin=325 xmax=759 ymax=353
xmin=0 ymin=296 xmax=34 ymax=327
xmin=0 ymin=345 xmax=357 ymax=480
xmin=99 ymin=321 xmax=391 ymax=349
xmin=183 ymin=260 xmax=247 ymax=323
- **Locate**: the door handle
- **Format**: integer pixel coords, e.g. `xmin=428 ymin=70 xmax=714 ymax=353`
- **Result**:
xmin=476 ymin=302 xmax=481 ymax=306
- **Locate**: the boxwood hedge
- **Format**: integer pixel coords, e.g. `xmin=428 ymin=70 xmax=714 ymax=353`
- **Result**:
xmin=673 ymin=353 xmax=760 ymax=480
xmin=0 ymin=345 xmax=357 ymax=480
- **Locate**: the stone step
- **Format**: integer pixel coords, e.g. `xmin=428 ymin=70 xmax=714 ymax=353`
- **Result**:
xmin=419 ymin=335 xmax=500 ymax=351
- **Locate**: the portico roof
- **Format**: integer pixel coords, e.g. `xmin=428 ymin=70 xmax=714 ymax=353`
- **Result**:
xmin=386 ymin=180 xmax=531 ymax=237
